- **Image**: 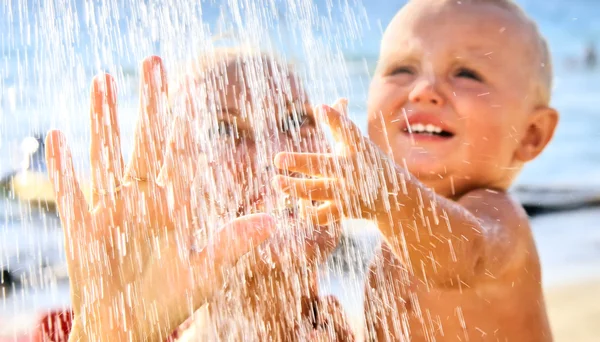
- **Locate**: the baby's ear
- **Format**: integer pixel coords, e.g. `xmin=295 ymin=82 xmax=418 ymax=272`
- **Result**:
xmin=515 ymin=106 xmax=559 ymax=162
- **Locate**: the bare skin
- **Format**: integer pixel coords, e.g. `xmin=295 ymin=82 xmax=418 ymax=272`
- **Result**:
xmin=47 ymin=57 xmax=278 ymax=342
xmin=363 ymin=2 xmax=558 ymax=341
xmin=173 ymin=54 xmax=352 ymax=341
xmin=47 ymin=55 xmax=352 ymax=341
xmin=274 ymin=1 xmax=559 ymax=341
xmin=363 ymin=192 xmax=550 ymax=341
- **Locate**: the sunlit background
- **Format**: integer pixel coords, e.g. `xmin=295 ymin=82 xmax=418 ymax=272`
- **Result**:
xmin=0 ymin=0 xmax=598 ymax=340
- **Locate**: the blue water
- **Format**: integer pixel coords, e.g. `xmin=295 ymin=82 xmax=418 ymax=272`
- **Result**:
xmin=0 ymin=0 xmax=598 ymax=185
xmin=0 ymin=0 xmax=599 ymax=334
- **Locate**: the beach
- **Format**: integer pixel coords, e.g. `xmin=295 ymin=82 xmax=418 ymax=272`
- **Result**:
xmin=534 ymin=207 xmax=600 ymax=342
xmin=545 ymin=279 xmax=600 ymax=342
xmin=0 ymin=0 xmax=599 ymax=340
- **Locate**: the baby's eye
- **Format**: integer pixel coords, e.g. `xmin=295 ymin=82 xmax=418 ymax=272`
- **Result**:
xmin=455 ymin=68 xmax=483 ymax=82
xmin=389 ymin=66 xmax=415 ymax=76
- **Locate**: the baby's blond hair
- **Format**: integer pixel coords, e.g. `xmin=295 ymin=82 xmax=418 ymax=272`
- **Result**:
xmin=406 ymin=0 xmax=553 ymax=106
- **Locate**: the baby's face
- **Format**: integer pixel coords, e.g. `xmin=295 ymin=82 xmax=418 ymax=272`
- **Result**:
xmin=368 ymin=2 xmax=542 ymax=197
xmin=186 ymin=57 xmax=321 ymax=217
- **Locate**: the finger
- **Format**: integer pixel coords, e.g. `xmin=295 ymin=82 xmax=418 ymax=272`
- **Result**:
xmin=192 ymin=214 xmax=276 ymax=305
xmin=305 ymin=201 xmax=343 ymax=227
xmin=157 ymin=115 xmax=200 ymax=227
xmin=124 ymin=56 xmax=170 ymax=182
xmin=89 ymin=73 xmax=124 ymax=206
xmin=274 ymin=152 xmax=341 ymax=177
xmin=256 ymin=217 xmax=342 ymax=277
xmin=196 ymin=213 xmax=276 ymax=272
xmin=45 ymin=130 xmax=90 ymax=244
xmin=332 ymin=98 xmax=349 ymax=117
xmin=157 ymin=115 xmax=199 ymax=187
xmin=272 ymin=175 xmax=341 ymax=202
xmin=317 ymin=103 xmax=364 ymax=153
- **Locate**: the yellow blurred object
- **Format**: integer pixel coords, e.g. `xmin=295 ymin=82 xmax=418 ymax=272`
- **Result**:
xmin=10 ymin=170 xmax=92 ymax=209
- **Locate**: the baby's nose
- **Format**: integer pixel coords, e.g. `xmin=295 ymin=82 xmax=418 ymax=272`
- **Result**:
xmin=409 ymin=79 xmax=444 ymax=106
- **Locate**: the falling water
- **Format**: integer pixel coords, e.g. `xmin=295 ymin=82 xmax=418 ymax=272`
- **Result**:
xmin=2 ymin=0 xmax=600 ymax=340
xmin=0 ymin=0 xmax=374 ymax=339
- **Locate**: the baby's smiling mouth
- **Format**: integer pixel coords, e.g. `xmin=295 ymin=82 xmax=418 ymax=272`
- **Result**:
xmin=403 ymin=123 xmax=454 ymax=138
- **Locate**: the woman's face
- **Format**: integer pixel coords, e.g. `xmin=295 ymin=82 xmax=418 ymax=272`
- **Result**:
xmin=183 ymin=56 xmax=323 ymax=218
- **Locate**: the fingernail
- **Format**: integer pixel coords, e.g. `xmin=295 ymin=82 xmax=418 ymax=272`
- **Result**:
xmin=333 ymin=98 xmax=348 ymax=115
xmin=143 ymin=55 xmax=168 ymax=94
xmin=91 ymin=77 xmax=105 ymax=117
xmin=93 ymin=74 xmax=117 ymax=105
xmin=274 ymin=153 xmax=293 ymax=168
xmin=105 ymin=74 xmax=117 ymax=106
xmin=46 ymin=141 xmax=60 ymax=172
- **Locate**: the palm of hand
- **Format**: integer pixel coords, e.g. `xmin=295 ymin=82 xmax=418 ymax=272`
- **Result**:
xmin=47 ymin=56 xmax=273 ymax=341
xmin=68 ymin=183 xmax=195 ymax=339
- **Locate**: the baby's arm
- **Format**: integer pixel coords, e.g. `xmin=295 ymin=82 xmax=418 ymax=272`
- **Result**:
xmin=364 ymin=188 xmax=541 ymax=340
xmin=273 ymin=103 xmax=535 ymax=285
xmin=376 ymin=186 xmax=535 ymax=286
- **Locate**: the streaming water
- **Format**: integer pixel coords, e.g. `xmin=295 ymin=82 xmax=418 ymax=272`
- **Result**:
xmin=1 ymin=0 xmax=599 ymax=341
xmin=0 ymin=0 xmax=373 ymax=340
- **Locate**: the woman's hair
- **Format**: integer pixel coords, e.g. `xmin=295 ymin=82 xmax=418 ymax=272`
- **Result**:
xmin=168 ymin=45 xmax=296 ymax=108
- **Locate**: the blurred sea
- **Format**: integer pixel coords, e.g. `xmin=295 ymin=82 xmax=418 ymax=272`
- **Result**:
xmin=0 ymin=0 xmax=599 ymax=337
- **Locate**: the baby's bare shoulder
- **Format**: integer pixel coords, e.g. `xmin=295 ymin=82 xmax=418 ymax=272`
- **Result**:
xmin=459 ymin=188 xmax=529 ymax=225
xmin=459 ymin=188 xmax=540 ymax=281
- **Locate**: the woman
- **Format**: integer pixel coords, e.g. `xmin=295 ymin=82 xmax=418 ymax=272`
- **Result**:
xmin=41 ymin=51 xmax=353 ymax=341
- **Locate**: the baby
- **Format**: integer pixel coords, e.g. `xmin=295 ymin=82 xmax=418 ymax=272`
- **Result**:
xmin=274 ymin=0 xmax=558 ymax=341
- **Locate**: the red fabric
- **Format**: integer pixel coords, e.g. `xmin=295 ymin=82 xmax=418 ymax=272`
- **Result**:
xmin=32 ymin=309 xmax=180 ymax=342
xmin=33 ymin=310 xmax=73 ymax=342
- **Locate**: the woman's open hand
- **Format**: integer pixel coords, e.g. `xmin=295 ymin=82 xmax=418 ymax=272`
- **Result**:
xmin=46 ymin=56 xmax=275 ymax=341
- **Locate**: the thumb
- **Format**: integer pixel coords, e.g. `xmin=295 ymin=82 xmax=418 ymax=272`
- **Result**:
xmin=191 ymin=214 xmax=276 ymax=301
xmin=204 ymin=213 xmax=276 ymax=266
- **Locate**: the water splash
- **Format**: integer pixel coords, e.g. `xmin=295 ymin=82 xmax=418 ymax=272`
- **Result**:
xmin=0 ymin=0 xmax=372 ymax=339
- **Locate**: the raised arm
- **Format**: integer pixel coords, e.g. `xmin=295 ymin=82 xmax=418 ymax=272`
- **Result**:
xmin=375 ymin=185 xmax=536 ymax=287
xmin=273 ymin=101 xmax=537 ymax=287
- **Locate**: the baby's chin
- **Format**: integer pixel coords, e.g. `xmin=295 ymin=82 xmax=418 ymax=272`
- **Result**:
xmin=407 ymin=166 xmax=481 ymax=198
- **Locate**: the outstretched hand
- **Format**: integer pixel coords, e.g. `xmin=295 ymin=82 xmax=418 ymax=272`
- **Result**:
xmin=273 ymin=99 xmax=401 ymax=225
xmin=46 ymin=56 xmax=275 ymax=341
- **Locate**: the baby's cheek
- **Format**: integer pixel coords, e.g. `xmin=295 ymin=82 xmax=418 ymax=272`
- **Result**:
xmin=461 ymin=102 xmax=504 ymax=141
xmin=368 ymin=80 xmax=399 ymax=112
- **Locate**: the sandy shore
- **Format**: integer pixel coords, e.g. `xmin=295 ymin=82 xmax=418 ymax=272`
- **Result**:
xmin=545 ymin=279 xmax=600 ymax=342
